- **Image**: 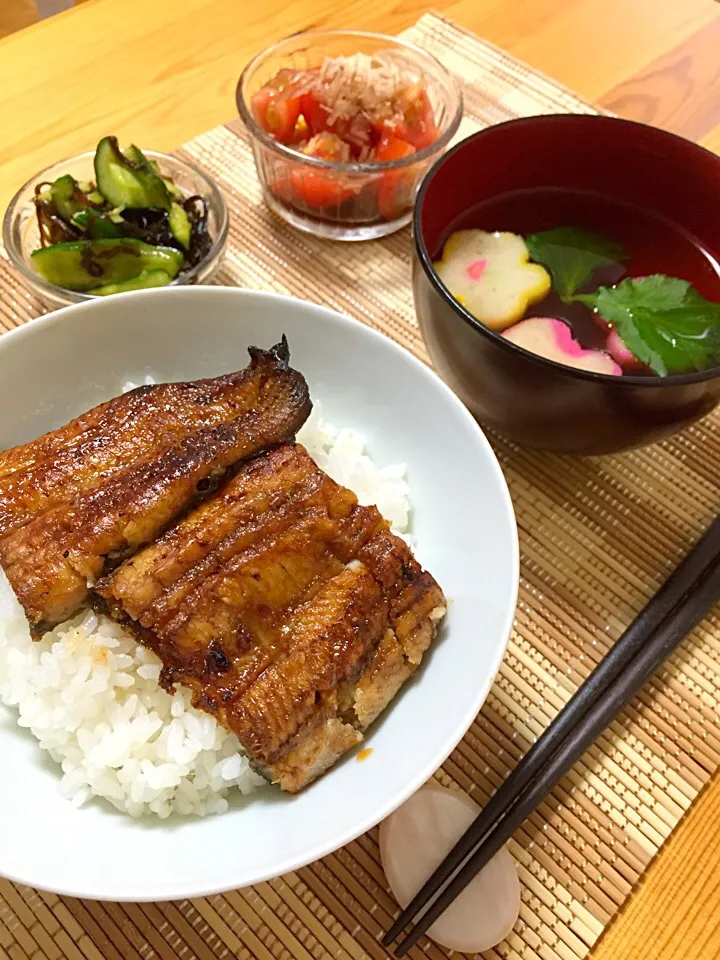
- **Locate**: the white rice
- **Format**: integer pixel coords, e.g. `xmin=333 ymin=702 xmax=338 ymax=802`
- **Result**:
xmin=297 ymin=404 xmax=411 ymax=534
xmin=0 ymin=400 xmax=411 ymax=818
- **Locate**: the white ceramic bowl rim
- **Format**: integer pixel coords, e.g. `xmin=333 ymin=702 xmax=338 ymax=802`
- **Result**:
xmin=0 ymin=287 xmax=518 ymax=900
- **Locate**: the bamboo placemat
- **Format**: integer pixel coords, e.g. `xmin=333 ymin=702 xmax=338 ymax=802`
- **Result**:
xmin=1 ymin=12 xmax=719 ymax=960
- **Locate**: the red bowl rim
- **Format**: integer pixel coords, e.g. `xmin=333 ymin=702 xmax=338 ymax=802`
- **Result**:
xmin=413 ymin=114 xmax=720 ymax=388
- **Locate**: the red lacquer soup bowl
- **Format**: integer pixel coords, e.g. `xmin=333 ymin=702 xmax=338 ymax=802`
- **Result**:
xmin=412 ymin=115 xmax=720 ymax=454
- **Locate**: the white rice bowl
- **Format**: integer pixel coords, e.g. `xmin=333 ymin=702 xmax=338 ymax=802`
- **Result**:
xmin=0 ymin=403 xmax=412 ymax=819
xmin=0 ymin=287 xmax=518 ymax=901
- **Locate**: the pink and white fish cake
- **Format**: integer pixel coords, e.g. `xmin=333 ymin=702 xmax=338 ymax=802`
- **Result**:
xmin=433 ymin=230 xmax=551 ymax=330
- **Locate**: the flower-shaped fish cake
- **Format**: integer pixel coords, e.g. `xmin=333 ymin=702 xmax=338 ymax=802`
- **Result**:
xmin=433 ymin=230 xmax=551 ymax=330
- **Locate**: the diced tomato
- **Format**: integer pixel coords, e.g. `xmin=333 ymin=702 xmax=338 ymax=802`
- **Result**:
xmin=257 ymin=64 xmax=434 ymax=211
xmin=380 ymin=84 xmax=438 ymax=150
xmin=288 ymin=115 xmax=310 ymax=147
xmin=290 ymin=170 xmax=356 ymax=208
xmin=300 ymin=90 xmax=374 ymax=157
xmin=251 ymin=69 xmax=304 ymax=143
xmin=301 ymin=90 xmax=332 ymax=136
xmin=302 ymin=132 xmax=351 ymax=163
xmin=375 ymin=133 xmax=416 ymax=221
xmin=267 ymin=159 xmax=296 ymax=204
xmin=341 ymin=113 xmax=375 ymax=157
xmin=252 ymin=89 xmax=301 ymax=143
xmin=268 ymin=178 xmax=293 ymax=204
xmin=375 ymin=132 xmax=415 ymax=162
xmin=289 ymin=132 xmax=356 ymax=209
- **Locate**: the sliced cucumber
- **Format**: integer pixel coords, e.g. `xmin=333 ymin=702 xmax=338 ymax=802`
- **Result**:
xmin=71 ymin=210 xmax=123 ymax=239
xmin=51 ymin=175 xmax=83 ymax=221
xmin=122 ymin=144 xmax=148 ymax=166
xmin=31 ymin=238 xmax=183 ymax=291
xmin=89 ymin=269 xmax=173 ymax=296
xmin=94 ymin=136 xmax=170 ymax=210
xmin=168 ymin=202 xmax=191 ymax=249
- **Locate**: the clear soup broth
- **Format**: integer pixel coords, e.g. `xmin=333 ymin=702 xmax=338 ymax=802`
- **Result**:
xmin=433 ymin=187 xmax=720 ymax=378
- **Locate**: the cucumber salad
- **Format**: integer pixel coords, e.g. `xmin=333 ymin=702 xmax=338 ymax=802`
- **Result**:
xmin=31 ymin=137 xmax=212 ymax=295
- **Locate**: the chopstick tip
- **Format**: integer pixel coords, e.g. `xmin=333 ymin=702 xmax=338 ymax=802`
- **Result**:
xmin=394 ymin=932 xmax=416 ymax=957
xmin=382 ymin=928 xmax=402 ymax=947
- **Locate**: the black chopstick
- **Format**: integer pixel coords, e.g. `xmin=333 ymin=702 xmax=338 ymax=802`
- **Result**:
xmin=384 ymin=514 xmax=720 ymax=954
xmin=391 ymin=553 xmax=720 ymax=954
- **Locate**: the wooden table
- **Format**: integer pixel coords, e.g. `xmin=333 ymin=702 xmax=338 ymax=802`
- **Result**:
xmin=1 ymin=1 xmax=719 ymax=958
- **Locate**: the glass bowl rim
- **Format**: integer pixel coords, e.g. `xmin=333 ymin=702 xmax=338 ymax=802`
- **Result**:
xmin=2 ymin=149 xmax=230 ymax=305
xmin=236 ymin=29 xmax=464 ymax=175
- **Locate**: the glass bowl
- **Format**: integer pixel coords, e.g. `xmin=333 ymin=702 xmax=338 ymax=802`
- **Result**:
xmin=3 ymin=151 xmax=229 ymax=311
xmin=236 ymin=30 xmax=463 ymax=241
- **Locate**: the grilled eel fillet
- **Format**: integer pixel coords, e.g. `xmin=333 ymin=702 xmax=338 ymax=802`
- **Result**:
xmin=0 ymin=339 xmax=310 ymax=632
xmin=96 ymin=444 xmax=446 ymax=792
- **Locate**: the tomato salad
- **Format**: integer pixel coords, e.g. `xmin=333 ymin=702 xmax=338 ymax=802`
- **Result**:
xmin=250 ymin=53 xmax=439 ymax=221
